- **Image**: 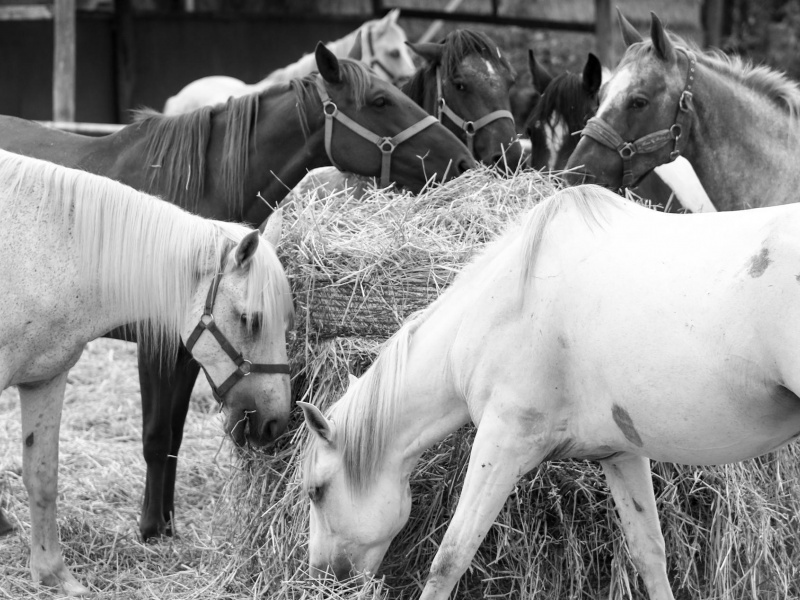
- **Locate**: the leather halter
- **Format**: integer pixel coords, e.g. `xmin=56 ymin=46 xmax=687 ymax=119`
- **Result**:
xmin=359 ymin=25 xmax=402 ymax=85
xmin=435 ymin=67 xmax=515 ymax=156
xmin=579 ymin=49 xmax=696 ymax=189
xmin=315 ymin=75 xmax=438 ymax=188
xmin=184 ymin=269 xmax=290 ymax=406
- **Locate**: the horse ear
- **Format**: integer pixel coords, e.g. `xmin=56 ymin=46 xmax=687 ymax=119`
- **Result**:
xmin=385 ymin=8 xmax=400 ymax=26
xmin=405 ymin=40 xmax=443 ymax=65
xmin=650 ymin=12 xmax=675 ymax=61
xmin=316 ymin=42 xmax=342 ymax=84
xmin=298 ymin=401 xmax=335 ymax=444
xmin=259 ymin=207 xmax=283 ymax=248
xmin=617 ymin=8 xmax=643 ymax=47
xmin=528 ymin=49 xmax=553 ymax=94
xmin=583 ymin=53 xmax=603 ymax=95
xmin=234 ymin=229 xmax=260 ymax=268
xmin=348 ymin=32 xmax=363 ymax=60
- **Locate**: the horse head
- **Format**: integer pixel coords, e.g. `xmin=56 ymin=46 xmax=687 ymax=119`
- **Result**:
xmin=524 ymin=50 xmax=602 ymax=171
xmin=565 ymin=11 xmax=696 ymax=189
xmin=299 ymin=385 xmax=412 ymax=582
xmin=350 ymin=9 xmax=417 ymax=87
xmin=405 ymin=30 xmax=523 ymax=171
xmin=182 ymin=228 xmax=293 ymax=448
xmin=312 ymin=42 xmax=474 ymax=192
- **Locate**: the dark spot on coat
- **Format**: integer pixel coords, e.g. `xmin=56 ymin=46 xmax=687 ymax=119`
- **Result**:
xmin=25 ymin=433 xmax=34 ymax=448
xmin=632 ymin=498 xmax=643 ymax=512
xmin=557 ymin=335 xmax=569 ymax=349
xmin=747 ymin=247 xmax=771 ymax=278
xmin=612 ymin=405 xmax=643 ymax=447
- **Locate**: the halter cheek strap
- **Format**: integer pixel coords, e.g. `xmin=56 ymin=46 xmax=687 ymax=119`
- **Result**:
xmin=315 ymin=75 xmax=438 ymax=188
xmin=184 ymin=270 xmax=290 ymax=406
xmin=580 ymin=49 xmax=696 ymax=189
xmin=435 ymin=67 xmax=515 ymax=156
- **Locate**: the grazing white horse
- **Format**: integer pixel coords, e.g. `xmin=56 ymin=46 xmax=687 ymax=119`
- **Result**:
xmin=0 ymin=149 xmax=293 ymax=596
xmin=301 ymin=184 xmax=800 ymax=600
xmin=163 ymin=9 xmax=416 ymax=115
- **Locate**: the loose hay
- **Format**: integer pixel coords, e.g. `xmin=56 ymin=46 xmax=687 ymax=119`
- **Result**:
xmin=222 ymin=166 xmax=800 ymax=600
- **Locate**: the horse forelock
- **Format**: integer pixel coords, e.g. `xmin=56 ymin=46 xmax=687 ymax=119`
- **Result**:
xmin=133 ymin=93 xmax=262 ymax=214
xmin=440 ymin=30 xmax=513 ymax=81
xmin=619 ymin=35 xmax=800 ymax=119
xmin=0 ymin=150 xmax=290 ymax=358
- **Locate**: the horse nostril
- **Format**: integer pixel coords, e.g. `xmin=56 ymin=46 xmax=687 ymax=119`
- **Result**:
xmin=457 ymin=157 xmax=473 ymax=174
xmin=262 ymin=417 xmax=287 ymax=444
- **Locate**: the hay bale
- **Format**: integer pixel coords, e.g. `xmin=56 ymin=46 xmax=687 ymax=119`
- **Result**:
xmin=221 ymin=167 xmax=800 ymax=600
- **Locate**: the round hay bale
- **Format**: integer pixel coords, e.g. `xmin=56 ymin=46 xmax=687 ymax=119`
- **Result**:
xmin=221 ymin=167 xmax=800 ymax=600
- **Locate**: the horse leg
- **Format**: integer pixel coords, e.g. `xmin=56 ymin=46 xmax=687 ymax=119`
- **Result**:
xmin=599 ymin=453 xmax=674 ymax=600
xmin=419 ymin=403 xmax=546 ymax=600
xmin=19 ymin=372 xmax=91 ymax=597
xmin=162 ymin=344 xmax=199 ymax=537
xmin=0 ymin=506 xmax=14 ymax=536
xmin=139 ymin=342 xmax=198 ymax=541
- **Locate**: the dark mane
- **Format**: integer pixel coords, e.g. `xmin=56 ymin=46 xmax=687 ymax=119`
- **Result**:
xmin=132 ymin=93 xmax=260 ymax=213
xmin=526 ymin=72 xmax=594 ymax=134
xmin=289 ymin=58 xmax=373 ymax=139
xmin=619 ymin=33 xmax=800 ymax=118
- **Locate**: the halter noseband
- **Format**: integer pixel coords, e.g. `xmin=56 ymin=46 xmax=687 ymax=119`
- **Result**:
xmin=435 ymin=67 xmax=515 ymax=156
xmin=315 ymin=75 xmax=438 ymax=188
xmin=184 ymin=269 xmax=290 ymax=406
xmin=579 ymin=48 xmax=696 ymax=189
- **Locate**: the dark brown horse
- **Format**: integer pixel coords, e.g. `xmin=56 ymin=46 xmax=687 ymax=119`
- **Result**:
xmin=401 ymin=29 xmax=523 ymax=170
xmin=0 ymin=43 xmax=473 ymax=542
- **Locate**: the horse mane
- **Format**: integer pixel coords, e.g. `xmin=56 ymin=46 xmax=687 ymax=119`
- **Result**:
xmin=131 ymin=90 xmax=261 ymax=214
xmin=0 ymin=149 xmax=292 ymax=357
xmin=526 ymin=72 xmax=593 ymax=134
xmin=289 ymin=58 xmax=373 ymax=140
xmin=619 ymin=33 xmax=800 ymax=119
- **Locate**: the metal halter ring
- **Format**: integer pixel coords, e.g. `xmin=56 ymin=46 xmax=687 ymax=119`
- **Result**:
xmin=379 ymin=138 xmax=396 ymax=153
xmin=323 ymin=101 xmax=338 ymax=117
xmin=618 ymin=143 xmax=636 ymax=159
xmin=238 ymin=360 xmax=252 ymax=376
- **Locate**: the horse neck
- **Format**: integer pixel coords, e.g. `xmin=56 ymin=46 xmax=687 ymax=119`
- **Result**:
xmin=385 ymin=311 xmax=472 ymax=469
xmin=206 ymin=86 xmax=329 ymax=225
xmin=683 ymin=64 xmax=800 ymax=209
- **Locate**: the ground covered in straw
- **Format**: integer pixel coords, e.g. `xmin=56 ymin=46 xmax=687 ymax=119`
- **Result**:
xmin=2 ymin=167 xmax=799 ymax=599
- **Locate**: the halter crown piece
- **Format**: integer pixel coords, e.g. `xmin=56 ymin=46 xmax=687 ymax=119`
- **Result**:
xmin=184 ymin=268 xmax=290 ymax=407
xmin=579 ymin=48 xmax=696 ymax=189
xmin=359 ymin=25 xmax=400 ymax=85
xmin=315 ymin=75 xmax=438 ymax=188
xmin=435 ymin=67 xmax=515 ymax=156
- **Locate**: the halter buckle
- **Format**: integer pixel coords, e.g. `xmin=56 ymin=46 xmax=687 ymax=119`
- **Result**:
xmin=618 ymin=143 xmax=636 ymax=160
xmin=670 ymin=123 xmax=682 ymax=140
xmin=378 ymin=138 xmax=396 ymax=154
xmin=323 ymin=100 xmax=338 ymax=118
xmin=679 ymin=90 xmax=693 ymax=112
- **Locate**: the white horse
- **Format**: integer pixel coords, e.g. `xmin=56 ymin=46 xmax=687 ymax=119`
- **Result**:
xmin=0 ymin=149 xmax=293 ymax=596
xmin=301 ymin=184 xmax=800 ymax=600
xmin=163 ymin=9 xmax=416 ymax=115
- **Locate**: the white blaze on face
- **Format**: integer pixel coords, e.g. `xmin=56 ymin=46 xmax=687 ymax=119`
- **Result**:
xmin=545 ymin=112 xmax=569 ymax=171
xmin=484 ymin=58 xmax=496 ymax=77
xmin=597 ymin=65 xmax=634 ymax=116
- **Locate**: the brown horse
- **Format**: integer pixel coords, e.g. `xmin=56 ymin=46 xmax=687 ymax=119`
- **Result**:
xmin=565 ymin=11 xmax=800 ymax=211
xmin=0 ymin=43 xmax=473 ymax=543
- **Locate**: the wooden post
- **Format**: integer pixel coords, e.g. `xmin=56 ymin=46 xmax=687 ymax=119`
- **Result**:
xmin=703 ymin=0 xmax=724 ymax=48
xmin=113 ymin=0 xmax=135 ymax=123
xmin=595 ymin=0 xmax=614 ymax=69
xmin=53 ymin=0 xmax=76 ymax=122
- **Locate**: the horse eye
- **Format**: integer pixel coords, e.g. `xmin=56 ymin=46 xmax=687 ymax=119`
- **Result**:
xmin=630 ymin=97 xmax=649 ymax=110
xmin=373 ymin=96 xmax=387 ymax=108
xmin=240 ymin=312 xmax=262 ymax=331
xmin=454 ymin=82 xmax=466 ymax=92
xmin=389 ymin=49 xmax=401 ymax=59
xmin=308 ymin=485 xmax=324 ymax=503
